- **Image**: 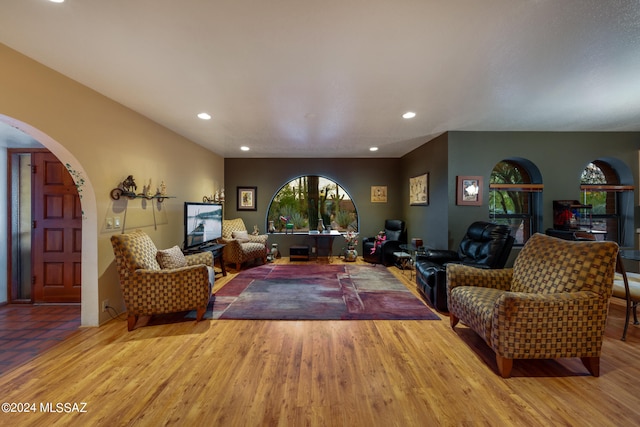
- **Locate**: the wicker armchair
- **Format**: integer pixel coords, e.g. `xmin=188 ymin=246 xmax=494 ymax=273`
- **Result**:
xmin=219 ymin=218 xmax=268 ymax=270
xmin=111 ymin=230 xmax=213 ymax=331
xmin=448 ymin=233 xmax=618 ymax=378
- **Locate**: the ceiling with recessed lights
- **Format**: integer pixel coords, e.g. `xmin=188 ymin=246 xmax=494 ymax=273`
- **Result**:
xmin=1 ymin=0 xmax=640 ymax=158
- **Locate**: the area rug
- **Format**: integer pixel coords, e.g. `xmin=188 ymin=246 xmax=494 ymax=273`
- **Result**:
xmin=190 ymin=264 xmax=440 ymax=320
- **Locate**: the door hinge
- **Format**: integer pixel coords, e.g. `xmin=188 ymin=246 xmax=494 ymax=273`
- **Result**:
xmin=32 ymin=220 xmax=36 ymax=229
xmin=32 ymin=276 xmax=36 ymax=285
xmin=31 ymin=164 xmax=37 ymax=174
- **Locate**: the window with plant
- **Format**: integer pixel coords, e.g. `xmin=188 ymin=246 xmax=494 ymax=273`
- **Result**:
xmin=267 ymin=175 xmax=358 ymax=233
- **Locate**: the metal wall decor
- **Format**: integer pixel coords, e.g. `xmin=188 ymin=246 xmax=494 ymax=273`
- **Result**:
xmin=110 ymin=175 xmax=172 ymax=202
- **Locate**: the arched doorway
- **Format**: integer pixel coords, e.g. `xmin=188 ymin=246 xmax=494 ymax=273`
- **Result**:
xmin=1 ymin=114 xmax=99 ymax=326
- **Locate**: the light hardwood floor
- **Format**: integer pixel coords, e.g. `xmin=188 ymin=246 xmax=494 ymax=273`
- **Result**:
xmin=1 ymin=257 xmax=639 ymax=426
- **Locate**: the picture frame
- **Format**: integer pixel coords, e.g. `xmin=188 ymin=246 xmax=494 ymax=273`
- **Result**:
xmin=237 ymin=186 xmax=257 ymax=211
xmin=409 ymin=173 xmax=429 ymax=205
xmin=371 ymin=186 xmax=387 ymax=203
xmin=456 ymin=176 xmax=483 ymax=206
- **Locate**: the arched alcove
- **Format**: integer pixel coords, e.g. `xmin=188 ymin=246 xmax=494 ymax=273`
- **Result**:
xmin=580 ymin=157 xmax=634 ymax=246
xmin=1 ymin=114 xmax=98 ymax=326
xmin=489 ymin=157 xmax=543 ymax=245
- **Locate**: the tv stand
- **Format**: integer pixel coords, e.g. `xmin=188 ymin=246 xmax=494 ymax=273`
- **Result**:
xmin=183 ymin=242 xmax=226 ymax=277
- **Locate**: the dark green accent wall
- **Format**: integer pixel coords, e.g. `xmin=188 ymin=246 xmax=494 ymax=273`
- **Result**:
xmin=401 ymin=131 xmax=640 ymax=253
xmin=224 ymin=158 xmax=402 ymax=255
xmin=225 ymin=132 xmax=640 ymax=260
xmin=399 ymin=132 xmax=450 ymax=248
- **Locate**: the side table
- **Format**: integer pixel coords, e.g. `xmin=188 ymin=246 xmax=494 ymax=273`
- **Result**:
xmin=396 ymin=244 xmax=427 ymax=279
xmin=393 ymin=251 xmax=413 ymax=276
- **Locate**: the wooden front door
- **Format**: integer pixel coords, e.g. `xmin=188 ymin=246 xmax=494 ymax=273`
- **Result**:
xmin=32 ymin=152 xmax=82 ymax=303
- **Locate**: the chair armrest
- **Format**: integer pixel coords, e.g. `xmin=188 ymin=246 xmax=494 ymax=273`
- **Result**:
xmin=248 ymin=234 xmax=268 ymax=245
xmin=497 ymin=290 xmax=603 ymax=315
xmin=492 ymin=291 xmax=609 ymax=356
xmin=455 ymin=262 xmax=491 ymax=269
xmin=185 ymin=251 xmax=213 ymax=267
xmin=446 ymin=264 xmax=513 ymax=291
xmin=380 ymin=239 xmax=403 ymax=251
xmin=133 ymin=265 xmax=210 ymax=283
xmin=362 ymin=236 xmax=376 ymax=244
xmin=418 ymin=249 xmax=460 ymax=264
xmin=219 ymin=237 xmax=241 ymax=248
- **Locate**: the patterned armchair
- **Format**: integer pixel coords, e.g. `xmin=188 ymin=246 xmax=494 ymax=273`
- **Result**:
xmin=111 ymin=230 xmax=213 ymax=331
xmin=448 ymin=233 xmax=618 ymax=378
xmin=219 ymin=218 xmax=268 ymax=270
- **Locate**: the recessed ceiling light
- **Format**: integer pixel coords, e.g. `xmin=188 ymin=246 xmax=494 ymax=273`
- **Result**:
xmin=49 ymin=0 xmax=65 ymax=3
xmin=197 ymin=112 xmax=211 ymax=120
xmin=402 ymin=111 xmax=416 ymax=119
xmin=240 ymin=146 xmax=250 ymax=151
xmin=369 ymin=147 xmax=379 ymax=152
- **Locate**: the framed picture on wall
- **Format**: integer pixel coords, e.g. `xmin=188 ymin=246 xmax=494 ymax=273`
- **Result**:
xmin=371 ymin=186 xmax=387 ymax=203
xmin=237 ymin=186 xmax=257 ymax=211
xmin=456 ymin=176 xmax=483 ymax=206
xmin=410 ymin=173 xmax=429 ymax=205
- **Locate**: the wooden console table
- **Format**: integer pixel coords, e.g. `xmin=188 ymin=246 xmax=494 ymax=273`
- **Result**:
xmin=309 ymin=230 xmax=341 ymax=262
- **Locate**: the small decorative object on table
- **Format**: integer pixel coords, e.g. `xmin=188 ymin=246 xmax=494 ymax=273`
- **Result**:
xmin=343 ymin=231 xmax=359 ymax=262
xmin=269 ymin=243 xmax=279 ymax=261
xmin=268 ymin=220 xmax=276 ymax=233
xmin=317 ymin=218 xmax=325 ymax=233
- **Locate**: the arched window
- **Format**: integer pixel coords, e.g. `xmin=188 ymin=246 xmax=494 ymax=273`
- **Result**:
xmin=267 ymin=175 xmax=358 ymax=233
xmin=489 ymin=159 xmax=543 ymax=245
xmin=580 ymin=160 xmax=633 ymax=244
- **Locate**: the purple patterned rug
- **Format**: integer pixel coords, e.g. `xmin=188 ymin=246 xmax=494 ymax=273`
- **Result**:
xmin=194 ymin=264 xmax=439 ymax=320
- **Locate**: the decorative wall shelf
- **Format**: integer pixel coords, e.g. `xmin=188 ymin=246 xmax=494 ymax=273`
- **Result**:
xmin=110 ymin=188 xmax=173 ymax=202
xmin=110 ymin=175 xmax=173 ymax=202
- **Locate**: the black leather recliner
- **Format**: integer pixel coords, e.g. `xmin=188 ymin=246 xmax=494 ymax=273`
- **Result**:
xmin=415 ymin=221 xmax=515 ymax=312
xmin=362 ymin=219 xmax=407 ymax=266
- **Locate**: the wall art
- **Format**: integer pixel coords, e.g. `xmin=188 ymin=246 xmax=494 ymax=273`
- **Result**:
xmin=410 ymin=173 xmax=428 ymax=205
xmin=456 ymin=176 xmax=483 ymax=206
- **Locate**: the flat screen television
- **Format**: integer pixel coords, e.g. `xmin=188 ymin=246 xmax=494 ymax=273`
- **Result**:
xmin=183 ymin=202 xmax=223 ymax=250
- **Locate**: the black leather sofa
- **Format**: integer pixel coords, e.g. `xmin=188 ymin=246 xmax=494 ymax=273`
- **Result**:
xmin=362 ymin=219 xmax=407 ymax=266
xmin=415 ymin=221 xmax=515 ymax=312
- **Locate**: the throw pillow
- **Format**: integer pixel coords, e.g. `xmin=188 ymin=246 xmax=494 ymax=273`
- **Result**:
xmin=156 ymin=245 xmax=187 ymax=269
xmin=232 ymin=230 xmax=250 ymax=243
